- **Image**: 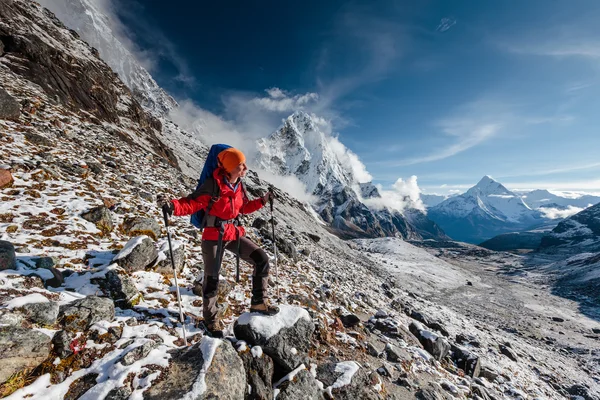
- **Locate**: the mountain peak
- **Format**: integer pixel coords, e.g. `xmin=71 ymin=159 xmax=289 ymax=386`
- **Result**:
xmin=468 ymin=175 xmax=511 ymax=196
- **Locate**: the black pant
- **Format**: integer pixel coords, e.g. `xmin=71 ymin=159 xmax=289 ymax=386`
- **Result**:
xmin=201 ymin=236 xmax=270 ymax=322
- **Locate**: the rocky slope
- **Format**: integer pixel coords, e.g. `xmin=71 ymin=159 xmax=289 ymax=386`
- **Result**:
xmin=0 ymin=1 xmax=598 ymax=399
xmin=37 ymin=0 xmax=178 ymax=117
xmin=539 ymin=201 xmax=600 ymax=254
xmin=428 ymin=176 xmax=546 ymax=243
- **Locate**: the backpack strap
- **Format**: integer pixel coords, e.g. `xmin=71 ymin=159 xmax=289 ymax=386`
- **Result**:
xmin=200 ymin=177 xmax=221 ymax=229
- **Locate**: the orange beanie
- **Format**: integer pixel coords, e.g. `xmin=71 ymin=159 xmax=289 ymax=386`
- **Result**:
xmin=218 ymin=148 xmax=246 ymax=172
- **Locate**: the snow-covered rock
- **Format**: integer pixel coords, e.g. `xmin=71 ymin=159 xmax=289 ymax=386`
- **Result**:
xmin=234 ymin=305 xmax=314 ymax=372
xmin=144 ymin=337 xmax=246 ymax=400
xmin=58 ymin=296 xmax=115 ymax=332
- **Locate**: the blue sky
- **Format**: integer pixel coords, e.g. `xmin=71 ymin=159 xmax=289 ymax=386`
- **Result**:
xmin=115 ymin=0 xmax=600 ymax=195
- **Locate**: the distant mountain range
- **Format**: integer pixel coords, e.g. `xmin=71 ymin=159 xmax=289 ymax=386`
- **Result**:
xmin=423 ymin=176 xmax=600 ymax=244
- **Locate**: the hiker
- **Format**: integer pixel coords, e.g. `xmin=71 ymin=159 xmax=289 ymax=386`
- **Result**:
xmin=157 ymin=147 xmax=279 ymax=335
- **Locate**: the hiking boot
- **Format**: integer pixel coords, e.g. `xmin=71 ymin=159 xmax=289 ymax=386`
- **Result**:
xmin=203 ymin=319 xmax=224 ymax=338
xmin=249 ymin=300 xmax=280 ymax=316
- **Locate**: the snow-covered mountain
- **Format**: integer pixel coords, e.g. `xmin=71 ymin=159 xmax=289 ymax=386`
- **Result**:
xmin=518 ymin=189 xmax=600 ymax=219
xmin=539 ymin=201 xmax=600 ymax=253
xmin=256 ymin=112 xmax=446 ymax=240
xmin=37 ymin=0 xmax=178 ymax=117
xmin=428 ymin=176 xmax=545 ymax=243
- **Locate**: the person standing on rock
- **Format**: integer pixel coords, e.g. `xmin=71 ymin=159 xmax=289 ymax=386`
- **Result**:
xmin=157 ymin=147 xmax=279 ymax=336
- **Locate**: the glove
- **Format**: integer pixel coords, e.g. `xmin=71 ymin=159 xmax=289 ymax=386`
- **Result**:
xmin=157 ymin=194 xmax=174 ymax=216
xmin=262 ymin=191 xmax=274 ymax=205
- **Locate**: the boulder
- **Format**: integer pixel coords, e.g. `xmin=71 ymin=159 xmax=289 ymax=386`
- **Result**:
xmin=275 ymin=368 xmax=323 ymax=400
xmin=19 ymin=301 xmax=59 ymax=326
xmin=0 ymin=240 xmax=16 ymax=271
xmin=0 ymin=310 xmax=23 ymax=326
xmin=52 ymin=330 xmax=74 ymax=358
xmin=409 ymin=321 xmax=450 ymax=361
xmin=0 ymin=169 xmax=14 ymax=189
xmin=239 ymin=347 xmax=274 ymax=400
xmin=450 ymin=344 xmax=480 ymax=377
xmin=154 ymin=242 xmax=185 ymax=275
xmin=0 ymin=87 xmax=20 ymax=120
xmin=0 ymin=326 xmax=51 ymax=384
xmin=415 ymin=382 xmax=454 ymax=400
xmin=234 ymin=305 xmax=314 ymax=372
xmin=122 ymin=216 xmax=161 ymax=240
xmin=81 ymin=206 xmax=113 ymax=234
xmin=384 ymin=343 xmax=406 ymax=363
xmin=252 ymin=217 xmax=268 ymax=230
xmin=64 ymin=373 xmax=98 ymax=400
xmin=97 ymin=269 xmax=142 ymax=308
xmin=31 ymin=256 xmax=63 ymax=287
xmin=144 ymin=337 xmax=246 ymax=400
xmin=58 ymin=296 xmax=115 ymax=332
xmin=120 ymin=339 xmax=158 ymax=366
xmin=317 ymin=361 xmax=382 ymax=400
xmin=113 ymin=236 xmax=158 ymax=273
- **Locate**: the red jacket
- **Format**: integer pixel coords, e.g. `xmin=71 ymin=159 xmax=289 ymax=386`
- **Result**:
xmin=172 ymin=169 xmax=264 ymax=241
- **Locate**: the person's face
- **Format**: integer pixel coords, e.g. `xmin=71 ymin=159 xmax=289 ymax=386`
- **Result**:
xmin=229 ymin=162 xmax=247 ymax=181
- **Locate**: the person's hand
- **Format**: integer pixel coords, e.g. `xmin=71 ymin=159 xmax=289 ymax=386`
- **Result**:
xmin=262 ymin=191 xmax=274 ymax=205
xmin=157 ymin=194 xmax=174 ymax=215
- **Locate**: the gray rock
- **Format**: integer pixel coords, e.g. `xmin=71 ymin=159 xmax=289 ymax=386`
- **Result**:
xmin=19 ymin=301 xmax=59 ymax=326
xmin=499 ymin=344 xmax=518 ymax=362
xmin=276 ymin=369 xmax=323 ymax=400
xmin=0 ymin=310 xmax=23 ymax=326
xmin=86 ymin=161 xmax=103 ymax=175
xmin=316 ymin=362 xmax=382 ymax=400
xmin=114 ymin=236 xmax=158 ymax=273
xmin=339 ymin=313 xmax=360 ymax=328
xmin=81 ymin=206 xmax=113 ymax=234
xmin=479 ymin=365 xmax=499 ymax=382
xmin=367 ymin=341 xmax=383 ymax=357
xmin=0 ymin=240 xmax=16 ymax=271
xmin=239 ymin=348 xmax=274 ymax=400
xmin=121 ymin=339 xmax=158 ymax=366
xmin=122 ymin=216 xmax=161 ymax=240
xmin=31 ymin=257 xmax=63 ymax=287
xmin=64 ymin=373 xmax=98 ymax=400
xmin=450 ymin=344 xmax=480 ymax=377
xmin=105 ymin=386 xmax=133 ymax=400
xmin=0 ymin=326 xmax=52 ymax=384
xmin=409 ymin=321 xmax=450 ymax=361
xmin=52 ymin=330 xmax=74 ymax=358
xmin=234 ymin=307 xmax=315 ymax=372
xmin=154 ymin=244 xmax=186 ymax=275
xmin=24 ymin=132 xmax=54 ymax=147
xmin=252 ymin=217 xmax=268 ymax=230
xmin=385 ymin=343 xmax=405 ymax=363
xmin=567 ymin=384 xmax=598 ymax=400
xmin=0 ymin=87 xmax=20 ymax=121
xmin=144 ymin=338 xmax=246 ymax=400
xmin=416 ymin=382 xmax=454 ymax=400
xmin=97 ymin=270 xmax=142 ymax=308
xmin=58 ymin=296 xmax=115 ymax=332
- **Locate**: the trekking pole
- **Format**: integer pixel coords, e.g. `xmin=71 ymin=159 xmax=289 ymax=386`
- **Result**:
xmin=269 ymin=187 xmax=279 ymax=300
xmin=162 ymin=206 xmax=188 ymax=346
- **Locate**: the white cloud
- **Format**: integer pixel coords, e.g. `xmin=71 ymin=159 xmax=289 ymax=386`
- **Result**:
xmin=363 ymin=176 xmax=425 ymax=212
xmin=251 ymin=88 xmax=319 ymax=112
xmin=327 ymin=136 xmax=373 ymax=183
xmin=252 ymin=168 xmax=316 ymax=204
xmin=539 ymin=205 xmax=586 ymax=220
